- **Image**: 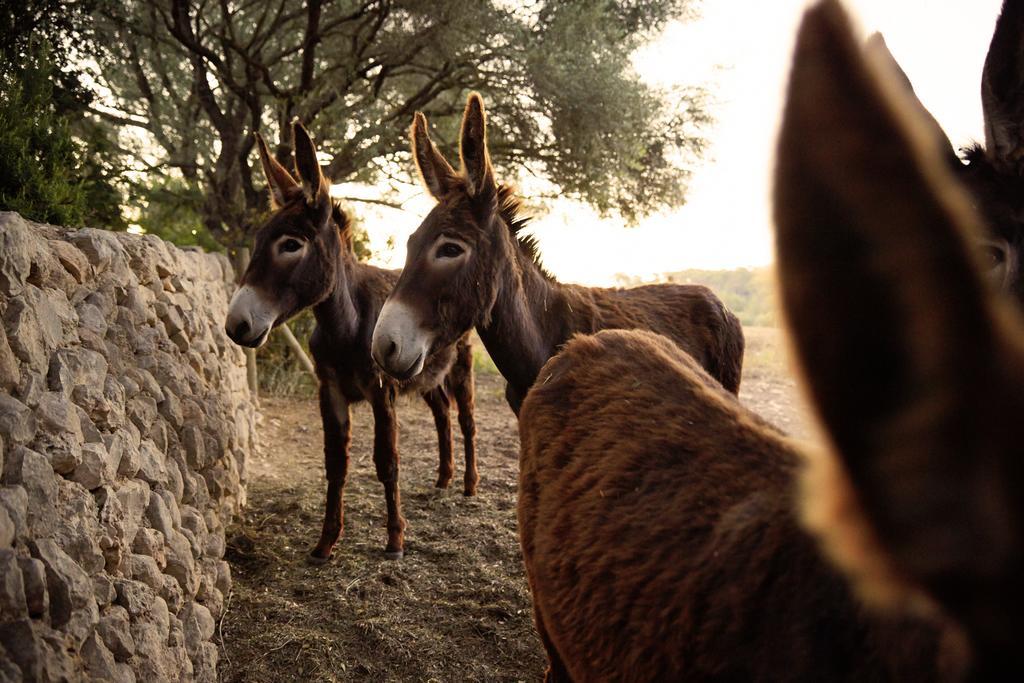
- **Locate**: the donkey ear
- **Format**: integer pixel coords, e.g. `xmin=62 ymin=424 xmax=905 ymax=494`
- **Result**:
xmin=410 ymin=112 xmax=460 ymax=200
xmin=865 ymin=32 xmax=959 ymax=166
xmin=292 ymin=121 xmax=329 ymax=208
xmin=460 ymin=93 xmax=496 ymax=198
xmin=254 ymin=132 xmax=298 ymax=208
xmin=777 ymin=0 xmax=1023 ymax=614
xmin=982 ymin=0 xmax=1024 ymax=172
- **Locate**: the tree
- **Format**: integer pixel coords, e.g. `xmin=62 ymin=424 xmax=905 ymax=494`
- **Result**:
xmin=91 ymin=0 xmax=707 ymax=249
xmin=0 ymin=0 xmax=126 ymax=228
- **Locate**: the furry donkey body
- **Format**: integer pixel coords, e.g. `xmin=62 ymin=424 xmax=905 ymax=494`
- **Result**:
xmin=225 ymin=123 xmax=477 ymax=561
xmin=517 ymin=2 xmax=1023 ymax=680
xmin=370 ymin=94 xmax=744 ymax=414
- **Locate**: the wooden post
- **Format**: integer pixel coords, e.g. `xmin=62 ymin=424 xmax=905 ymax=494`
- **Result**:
xmin=277 ymin=324 xmax=317 ymax=377
xmin=236 ymin=247 xmax=259 ymax=397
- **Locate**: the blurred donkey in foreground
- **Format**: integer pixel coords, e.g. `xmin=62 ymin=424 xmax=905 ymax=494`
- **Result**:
xmin=516 ymin=0 xmax=1023 ymax=679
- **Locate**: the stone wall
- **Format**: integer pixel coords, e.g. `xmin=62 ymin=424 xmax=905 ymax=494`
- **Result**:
xmin=0 ymin=212 xmax=257 ymax=681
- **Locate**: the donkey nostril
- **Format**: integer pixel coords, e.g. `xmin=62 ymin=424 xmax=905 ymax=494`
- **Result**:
xmin=234 ymin=320 xmax=250 ymax=340
xmin=386 ymin=340 xmax=397 ymax=359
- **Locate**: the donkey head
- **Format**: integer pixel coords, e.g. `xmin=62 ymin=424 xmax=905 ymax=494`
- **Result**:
xmin=877 ymin=0 xmax=1024 ymax=300
xmin=778 ymin=0 xmax=1024 ymax=672
xmin=372 ymin=94 xmax=502 ymax=380
xmin=225 ymin=122 xmax=350 ymax=348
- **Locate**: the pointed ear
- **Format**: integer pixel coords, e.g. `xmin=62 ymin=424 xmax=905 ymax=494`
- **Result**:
xmin=865 ymin=32 xmax=959 ymax=167
xmin=982 ymin=0 xmax=1024 ymax=172
xmin=777 ymin=0 xmax=1024 ymax=622
xmin=459 ymin=93 xmax=496 ymax=198
xmin=292 ymin=120 xmax=330 ymax=208
xmin=410 ymin=112 xmax=460 ymax=200
xmin=255 ymin=132 xmax=299 ymax=208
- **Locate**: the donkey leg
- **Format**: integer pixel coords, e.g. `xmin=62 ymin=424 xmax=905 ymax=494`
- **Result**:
xmin=371 ymin=388 xmax=406 ymax=559
xmin=452 ymin=368 xmax=478 ymax=496
xmin=423 ymin=387 xmax=454 ymax=489
xmin=310 ymin=381 xmax=350 ymax=563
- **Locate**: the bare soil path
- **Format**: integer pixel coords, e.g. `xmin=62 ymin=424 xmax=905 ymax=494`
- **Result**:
xmin=219 ymin=328 xmax=807 ymax=682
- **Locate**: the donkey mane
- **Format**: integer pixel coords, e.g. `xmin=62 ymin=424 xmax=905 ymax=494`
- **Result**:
xmin=495 ymin=183 xmax=554 ymax=281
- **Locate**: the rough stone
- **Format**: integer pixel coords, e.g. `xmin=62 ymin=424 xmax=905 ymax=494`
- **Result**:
xmin=71 ymin=442 xmax=115 ymax=490
xmin=136 ymin=438 xmax=166 ymax=485
xmin=0 ymin=215 xmax=253 ymax=679
xmin=0 ymin=212 xmax=35 ymax=296
xmin=2 ymin=448 xmax=58 ymax=536
xmin=131 ymin=528 xmax=167 ymax=569
xmin=16 ymin=557 xmax=46 ymax=618
xmin=179 ymin=601 xmax=215 ymax=655
xmin=81 ymin=632 xmax=121 ymax=682
xmin=0 ymin=506 xmax=12 ymax=548
xmin=160 ymin=574 xmax=184 ymax=615
xmin=48 ymin=239 xmax=89 ymax=283
xmin=93 ymin=573 xmax=115 ymax=608
xmin=0 ymin=394 xmax=36 ymax=446
xmin=97 ymin=605 xmax=135 ymax=662
xmin=30 ymin=538 xmax=95 ymax=628
xmin=127 ymin=554 xmax=164 ymax=592
xmin=0 ymin=619 xmax=43 ymax=681
xmin=182 ymin=425 xmax=207 ymax=470
xmin=33 ymin=391 xmax=84 ymax=473
xmin=0 ymin=549 xmax=26 ymax=620
xmin=0 ymin=487 xmax=28 ymax=543
xmin=0 ymin=325 xmax=18 ymax=392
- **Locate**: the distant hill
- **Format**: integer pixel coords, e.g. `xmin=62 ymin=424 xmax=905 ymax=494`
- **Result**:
xmin=616 ymin=267 xmax=778 ymax=327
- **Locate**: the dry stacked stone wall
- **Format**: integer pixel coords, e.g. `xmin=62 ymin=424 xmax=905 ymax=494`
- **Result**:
xmin=0 ymin=212 xmax=257 ymax=681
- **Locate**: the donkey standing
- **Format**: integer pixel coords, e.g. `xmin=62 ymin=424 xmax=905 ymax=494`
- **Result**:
xmin=370 ymin=94 xmax=744 ymax=414
xmin=225 ymin=122 xmax=477 ymax=562
xmin=516 ymin=1 xmax=1022 ymax=680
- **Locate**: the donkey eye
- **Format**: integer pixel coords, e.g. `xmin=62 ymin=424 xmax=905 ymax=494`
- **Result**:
xmin=280 ymin=238 xmax=303 ymax=254
xmin=978 ymin=239 xmax=1007 ymax=270
xmin=436 ymin=242 xmax=465 ymax=259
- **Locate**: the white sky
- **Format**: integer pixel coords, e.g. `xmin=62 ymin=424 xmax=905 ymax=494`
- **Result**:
xmin=341 ymin=0 xmax=1004 ymax=286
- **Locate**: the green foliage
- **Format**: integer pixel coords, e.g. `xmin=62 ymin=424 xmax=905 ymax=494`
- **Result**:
xmin=132 ymin=178 xmax=222 ymax=251
xmin=91 ymin=0 xmax=706 ymax=246
xmin=0 ymin=45 xmax=124 ymax=227
xmin=670 ymin=268 xmax=777 ymax=327
xmin=0 ymin=1 xmax=126 ymax=228
xmin=619 ymin=267 xmax=778 ymax=327
xmin=258 ymin=312 xmax=319 ymax=398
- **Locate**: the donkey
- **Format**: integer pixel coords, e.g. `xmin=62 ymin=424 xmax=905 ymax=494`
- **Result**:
xmin=875 ymin=0 xmax=1024 ymax=299
xmin=225 ymin=122 xmax=478 ymax=562
xmin=370 ymin=94 xmax=744 ymax=414
xmin=516 ymin=1 xmax=1022 ymax=680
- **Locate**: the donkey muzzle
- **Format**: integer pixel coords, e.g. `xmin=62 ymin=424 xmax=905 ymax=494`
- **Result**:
xmin=225 ymin=285 xmax=277 ymax=348
xmin=372 ymin=299 xmax=431 ymax=380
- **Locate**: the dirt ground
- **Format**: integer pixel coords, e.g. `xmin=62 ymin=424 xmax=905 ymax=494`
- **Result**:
xmin=218 ymin=327 xmax=808 ymax=682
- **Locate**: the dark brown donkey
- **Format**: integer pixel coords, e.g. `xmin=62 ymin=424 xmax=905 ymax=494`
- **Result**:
xmin=517 ymin=1 xmax=1022 ymax=680
xmin=225 ymin=122 xmax=478 ymax=561
xmin=872 ymin=0 xmax=1024 ymax=302
xmin=370 ymin=94 xmax=744 ymax=413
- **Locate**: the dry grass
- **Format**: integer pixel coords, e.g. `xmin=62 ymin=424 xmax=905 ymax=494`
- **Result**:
xmin=219 ymin=374 xmax=543 ymax=682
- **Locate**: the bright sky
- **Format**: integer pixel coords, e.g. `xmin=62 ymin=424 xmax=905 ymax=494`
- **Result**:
xmin=340 ymin=0 xmax=1004 ymax=286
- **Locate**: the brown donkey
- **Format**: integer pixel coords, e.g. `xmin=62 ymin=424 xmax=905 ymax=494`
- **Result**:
xmin=517 ymin=1 xmax=1023 ymax=680
xmin=225 ymin=122 xmax=478 ymax=561
xmin=872 ymin=0 xmax=1024 ymax=302
xmin=370 ymin=94 xmax=744 ymax=414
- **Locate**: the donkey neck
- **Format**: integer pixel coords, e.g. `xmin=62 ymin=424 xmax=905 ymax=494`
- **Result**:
xmin=311 ymin=244 xmax=361 ymax=344
xmin=476 ymin=237 xmax=573 ymax=410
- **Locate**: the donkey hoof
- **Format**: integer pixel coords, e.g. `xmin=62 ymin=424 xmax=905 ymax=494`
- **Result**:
xmin=308 ymin=549 xmax=333 ymax=565
xmin=463 ymin=487 xmax=477 ymax=497
xmin=435 ymin=477 xmax=452 ymax=489
xmin=383 ymin=549 xmax=404 ymax=561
